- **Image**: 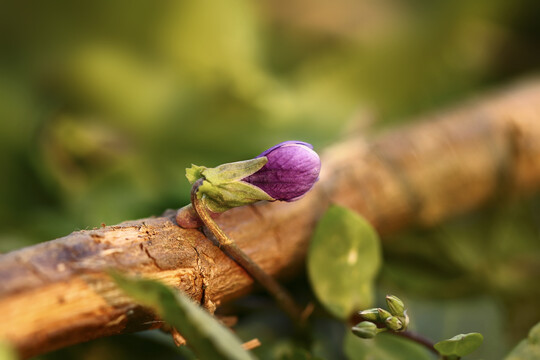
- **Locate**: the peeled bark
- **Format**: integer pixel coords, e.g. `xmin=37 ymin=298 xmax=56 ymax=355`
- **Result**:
xmin=2 ymin=78 xmax=540 ymax=359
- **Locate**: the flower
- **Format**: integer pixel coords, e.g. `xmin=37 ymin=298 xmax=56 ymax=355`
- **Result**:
xmin=243 ymin=141 xmax=321 ymax=201
xmin=183 ymin=141 xmax=320 ymax=214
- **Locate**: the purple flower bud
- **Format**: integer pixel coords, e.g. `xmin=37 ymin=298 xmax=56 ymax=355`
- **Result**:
xmin=242 ymin=141 xmax=321 ymax=201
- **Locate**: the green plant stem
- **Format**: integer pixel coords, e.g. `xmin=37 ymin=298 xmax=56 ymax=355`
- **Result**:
xmin=190 ymin=179 xmax=303 ymax=323
xmin=392 ymin=331 xmax=451 ymax=360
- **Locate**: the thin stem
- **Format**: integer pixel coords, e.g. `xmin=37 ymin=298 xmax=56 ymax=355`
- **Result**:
xmin=391 ymin=330 xmax=451 ymax=359
xmin=392 ymin=330 xmax=437 ymax=354
xmin=190 ymin=179 xmax=303 ymax=323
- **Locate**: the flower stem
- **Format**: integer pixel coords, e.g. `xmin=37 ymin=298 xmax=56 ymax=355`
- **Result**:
xmin=190 ymin=179 xmax=303 ymax=323
xmin=392 ymin=330 xmax=437 ymax=354
xmin=392 ymin=331 xmax=452 ymax=359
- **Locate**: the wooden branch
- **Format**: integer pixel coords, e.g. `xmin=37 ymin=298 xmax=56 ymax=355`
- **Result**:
xmin=2 ymin=78 xmax=540 ymax=359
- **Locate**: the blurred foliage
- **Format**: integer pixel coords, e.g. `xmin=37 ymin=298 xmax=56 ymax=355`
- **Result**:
xmin=381 ymin=196 xmax=540 ymax=346
xmin=504 ymin=322 xmax=540 ymax=360
xmin=344 ymin=331 xmax=433 ymax=360
xmin=0 ymin=341 xmax=17 ymax=360
xmin=1 ymin=0 xmax=539 ymax=359
xmin=308 ymin=206 xmax=381 ymax=319
xmin=111 ymin=272 xmax=254 ymax=360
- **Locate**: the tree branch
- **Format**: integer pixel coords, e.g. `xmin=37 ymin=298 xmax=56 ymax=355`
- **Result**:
xmin=2 ymin=78 xmax=540 ymax=358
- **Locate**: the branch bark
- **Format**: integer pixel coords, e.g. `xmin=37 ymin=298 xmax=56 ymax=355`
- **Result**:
xmin=2 ymin=78 xmax=540 ymax=359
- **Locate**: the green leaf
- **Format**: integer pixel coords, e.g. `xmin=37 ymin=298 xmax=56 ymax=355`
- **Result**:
xmin=344 ymin=331 xmax=434 ymax=360
xmin=307 ymin=206 xmax=382 ymax=319
xmin=434 ymin=333 xmax=483 ymax=357
xmin=279 ymin=347 xmax=323 ymax=360
xmin=0 ymin=341 xmax=17 ymax=360
xmin=504 ymin=322 xmax=540 ymax=360
xmin=110 ymin=272 xmax=255 ymax=360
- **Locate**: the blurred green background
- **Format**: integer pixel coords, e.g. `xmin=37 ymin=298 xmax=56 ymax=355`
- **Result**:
xmin=1 ymin=0 xmax=539 ymax=359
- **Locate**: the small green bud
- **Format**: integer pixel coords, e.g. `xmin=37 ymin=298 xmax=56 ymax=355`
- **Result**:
xmin=352 ymin=321 xmax=378 ymax=339
xmin=386 ymin=295 xmax=406 ymax=316
xmin=358 ymin=308 xmax=380 ymax=322
xmin=385 ymin=316 xmax=404 ymax=331
xmin=377 ymin=308 xmax=392 ymax=321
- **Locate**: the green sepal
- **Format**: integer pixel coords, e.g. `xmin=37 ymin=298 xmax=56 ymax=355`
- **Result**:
xmin=352 ymin=321 xmax=379 ymax=339
xmin=186 ymin=157 xmax=268 ymax=185
xmin=202 ymin=157 xmax=268 ymax=184
xmin=385 ymin=316 xmax=404 ymax=331
xmin=399 ymin=312 xmax=410 ymax=330
xmin=185 ymin=157 xmax=273 ymax=212
xmin=199 ymin=179 xmax=274 ymax=213
xmin=186 ymin=164 xmax=207 ymax=184
xmin=359 ymin=308 xmax=381 ymax=322
xmin=377 ymin=308 xmax=392 ymax=321
xmin=386 ymin=295 xmax=406 ymax=317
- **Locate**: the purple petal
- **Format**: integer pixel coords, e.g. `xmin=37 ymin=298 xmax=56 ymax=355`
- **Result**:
xmin=243 ymin=141 xmax=321 ymax=201
xmin=256 ymin=141 xmax=313 ymax=158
